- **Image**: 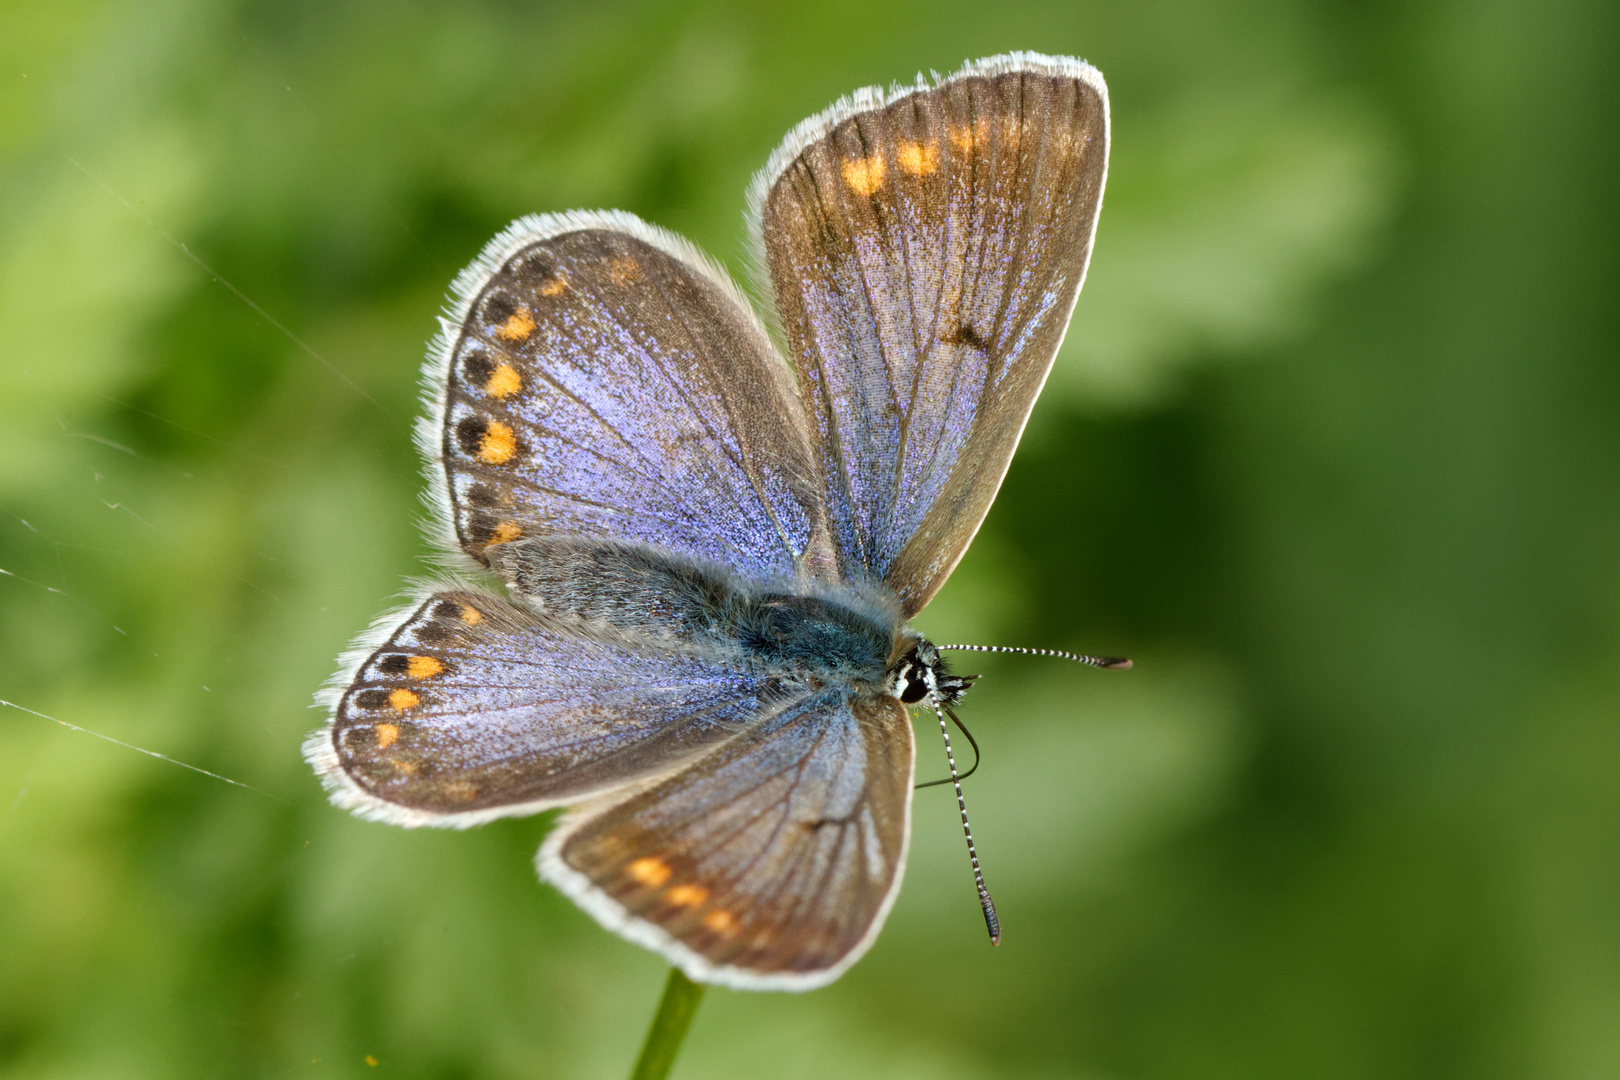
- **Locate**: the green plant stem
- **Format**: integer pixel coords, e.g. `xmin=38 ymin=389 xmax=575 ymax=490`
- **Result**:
xmin=629 ymin=967 xmax=706 ymax=1080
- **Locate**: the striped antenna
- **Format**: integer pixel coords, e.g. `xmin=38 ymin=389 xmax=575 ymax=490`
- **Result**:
xmin=933 ymin=703 xmax=1000 ymax=946
xmin=935 ymin=644 xmax=1132 ymax=670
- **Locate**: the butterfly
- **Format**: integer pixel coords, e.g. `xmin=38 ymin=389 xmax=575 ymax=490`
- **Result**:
xmin=306 ymin=52 xmax=1110 ymax=991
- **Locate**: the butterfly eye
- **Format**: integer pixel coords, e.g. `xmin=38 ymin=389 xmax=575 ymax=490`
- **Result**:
xmin=890 ymin=658 xmax=932 ymax=704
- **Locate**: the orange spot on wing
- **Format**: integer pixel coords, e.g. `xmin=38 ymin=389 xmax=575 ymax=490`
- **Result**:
xmin=458 ymin=604 xmax=483 ymax=626
xmin=496 ymin=307 xmax=535 ymax=342
xmin=948 ymin=118 xmax=989 ymax=154
xmin=626 ymin=857 xmax=672 ymax=887
xmin=896 ymin=140 xmax=940 ymax=175
xmin=485 ymin=362 xmax=522 ymax=400
xmin=539 ymin=277 xmax=567 ymax=297
xmin=665 ymin=883 xmax=709 ymax=907
xmin=388 ymin=688 xmax=419 ymax=711
xmin=389 ymin=759 xmax=417 ymax=775
xmin=477 ymin=420 xmax=517 ymax=464
xmin=607 ymin=257 xmax=640 ymax=286
xmin=373 ymin=722 xmax=400 ymax=749
xmin=406 ymin=656 xmax=444 ymax=679
xmin=841 ymin=154 xmax=887 ymax=195
xmin=490 ymin=521 xmax=522 ymax=545
xmin=702 ymin=910 xmax=735 ymax=933
xmin=442 ymin=781 xmax=478 ymax=802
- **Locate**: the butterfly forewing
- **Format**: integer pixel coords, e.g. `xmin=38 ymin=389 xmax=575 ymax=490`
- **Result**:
xmin=311 ymin=588 xmax=786 ymax=827
xmin=436 ymin=213 xmax=833 ymax=583
xmin=541 ymin=690 xmax=913 ymax=990
xmin=755 ymin=55 xmax=1109 ymax=613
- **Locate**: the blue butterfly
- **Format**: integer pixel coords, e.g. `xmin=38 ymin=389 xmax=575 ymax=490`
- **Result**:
xmin=307 ymin=52 xmax=1111 ymax=991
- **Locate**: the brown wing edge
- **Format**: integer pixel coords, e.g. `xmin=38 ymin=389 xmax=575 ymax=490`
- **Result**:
xmin=740 ymin=51 xmax=1110 ymax=362
xmin=415 ymin=209 xmax=817 ymax=575
xmin=535 ymin=696 xmax=917 ymax=992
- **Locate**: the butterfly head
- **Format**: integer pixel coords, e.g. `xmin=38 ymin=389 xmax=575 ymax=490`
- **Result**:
xmin=889 ymin=637 xmax=975 ymax=708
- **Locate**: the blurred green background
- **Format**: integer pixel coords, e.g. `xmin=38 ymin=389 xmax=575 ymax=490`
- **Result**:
xmin=2 ymin=0 xmax=1616 ymax=1076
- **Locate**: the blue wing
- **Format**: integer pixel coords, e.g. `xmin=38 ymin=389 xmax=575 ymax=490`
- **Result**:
xmin=752 ymin=54 xmax=1109 ymax=612
xmin=428 ymin=211 xmax=835 ymax=585
xmin=306 ymin=587 xmax=793 ymax=828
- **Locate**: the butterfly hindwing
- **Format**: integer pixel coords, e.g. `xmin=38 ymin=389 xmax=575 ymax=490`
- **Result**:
xmin=307 ymin=587 xmax=787 ymax=828
xmin=753 ymin=54 xmax=1109 ymax=612
xmin=432 ymin=211 xmax=834 ymax=584
xmin=540 ymin=689 xmax=914 ymax=990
